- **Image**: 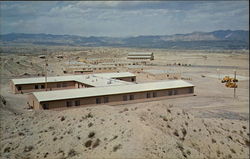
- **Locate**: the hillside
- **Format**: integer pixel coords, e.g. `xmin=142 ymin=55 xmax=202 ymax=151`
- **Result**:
xmin=0 ymin=30 xmax=249 ymax=50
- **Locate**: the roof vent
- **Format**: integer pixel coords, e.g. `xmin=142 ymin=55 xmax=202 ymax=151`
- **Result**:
xmin=107 ymin=80 xmax=112 ymax=84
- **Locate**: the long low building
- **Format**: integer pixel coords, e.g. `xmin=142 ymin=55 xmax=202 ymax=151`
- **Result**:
xmin=127 ymin=52 xmax=154 ymax=60
xmin=65 ymin=65 xmax=117 ymax=74
xmin=10 ymin=72 xmax=136 ymax=94
xmin=28 ymin=80 xmax=194 ymax=110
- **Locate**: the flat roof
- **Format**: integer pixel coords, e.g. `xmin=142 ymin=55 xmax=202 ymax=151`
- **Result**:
xmin=11 ymin=72 xmax=135 ymax=86
xmin=67 ymin=65 xmax=116 ymax=69
xmin=94 ymin=72 xmax=136 ymax=78
xmin=128 ymin=52 xmax=153 ymax=56
xmin=128 ymin=56 xmax=153 ymax=58
xmin=33 ymin=80 xmax=194 ymax=102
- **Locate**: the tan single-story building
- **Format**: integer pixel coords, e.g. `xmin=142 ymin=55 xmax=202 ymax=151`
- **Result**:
xmin=10 ymin=72 xmax=136 ymax=94
xmin=65 ymin=65 xmax=117 ymax=74
xmin=127 ymin=52 xmax=154 ymax=60
xmin=28 ymin=80 xmax=194 ymax=110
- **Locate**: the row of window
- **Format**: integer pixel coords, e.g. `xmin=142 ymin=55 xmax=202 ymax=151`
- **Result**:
xmin=57 ymin=83 xmax=68 ymax=88
xmin=81 ymin=67 xmax=116 ymax=71
xmin=66 ymin=100 xmax=80 ymax=107
xmin=35 ymin=84 xmax=45 ymax=89
xmin=96 ymin=97 xmax=109 ymax=104
xmin=35 ymin=83 xmax=68 ymax=89
xmin=41 ymin=88 xmax=194 ymax=109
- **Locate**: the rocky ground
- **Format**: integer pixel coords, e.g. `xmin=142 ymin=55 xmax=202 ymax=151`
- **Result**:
xmin=0 ymin=47 xmax=249 ymax=159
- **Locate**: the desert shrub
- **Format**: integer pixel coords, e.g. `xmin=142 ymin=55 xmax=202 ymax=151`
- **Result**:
xmin=88 ymin=122 xmax=93 ymax=128
xmin=173 ymin=130 xmax=179 ymax=137
xmin=53 ymin=137 xmax=57 ymax=141
xmin=86 ymin=113 xmax=93 ymax=118
xmin=167 ymin=109 xmax=171 ymax=113
xmin=167 ymin=125 xmax=171 ymax=128
xmin=186 ymin=150 xmax=191 ymax=155
xmin=112 ymin=135 xmax=118 ymax=140
xmin=44 ymin=152 xmax=49 ymax=158
xmin=211 ymin=138 xmax=216 ymax=143
xmin=163 ymin=117 xmax=168 ymax=122
xmin=244 ymin=139 xmax=250 ymax=147
xmin=48 ymin=126 xmax=54 ymax=130
xmin=60 ymin=116 xmax=65 ymax=121
xmin=181 ymin=128 xmax=187 ymax=137
xmin=88 ymin=132 xmax=95 ymax=138
xmin=92 ymin=139 xmax=100 ymax=148
xmin=24 ymin=145 xmax=33 ymax=152
xmin=85 ymin=140 xmax=92 ymax=148
xmin=4 ymin=147 xmax=11 ymax=153
xmin=230 ymin=148 xmax=236 ymax=154
xmin=77 ymin=136 xmax=81 ymax=140
xmin=228 ymin=135 xmax=233 ymax=140
xmin=185 ymin=121 xmax=188 ymax=126
xmin=242 ymin=126 xmax=247 ymax=129
xmin=68 ymin=149 xmax=77 ymax=157
xmin=176 ymin=142 xmax=184 ymax=151
xmin=18 ymin=132 xmax=25 ymax=136
xmin=113 ymin=144 xmax=122 ymax=152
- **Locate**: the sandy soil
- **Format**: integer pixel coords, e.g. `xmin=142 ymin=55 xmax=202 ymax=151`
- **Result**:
xmin=0 ymin=47 xmax=249 ymax=159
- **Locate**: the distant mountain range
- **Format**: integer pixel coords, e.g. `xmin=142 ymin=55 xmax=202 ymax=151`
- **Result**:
xmin=0 ymin=30 xmax=249 ymax=50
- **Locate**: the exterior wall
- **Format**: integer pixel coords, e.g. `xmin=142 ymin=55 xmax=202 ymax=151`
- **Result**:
xmin=127 ymin=57 xmax=154 ymax=60
xmin=28 ymin=94 xmax=41 ymax=109
xmin=115 ymin=76 xmax=136 ymax=82
xmin=66 ymin=67 xmax=117 ymax=74
xmin=33 ymin=86 xmax=194 ymax=110
xmin=13 ymin=81 xmax=77 ymax=94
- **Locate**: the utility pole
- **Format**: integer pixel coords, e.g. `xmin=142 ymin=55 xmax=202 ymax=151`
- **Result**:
xmin=217 ymin=68 xmax=220 ymax=80
xmin=43 ymin=49 xmax=48 ymax=91
xmin=233 ymin=69 xmax=236 ymax=98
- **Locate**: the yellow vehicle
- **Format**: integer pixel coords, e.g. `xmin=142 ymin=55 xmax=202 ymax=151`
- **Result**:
xmin=225 ymin=82 xmax=238 ymax=88
xmin=221 ymin=76 xmax=238 ymax=83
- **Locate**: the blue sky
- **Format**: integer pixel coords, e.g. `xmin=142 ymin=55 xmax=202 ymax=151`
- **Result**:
xmin=0 ymin=1 xmax=249 ymax=37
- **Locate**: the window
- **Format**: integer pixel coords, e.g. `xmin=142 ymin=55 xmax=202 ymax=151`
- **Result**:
xmin=123 ymin=95 xmax=128 ymax=101
xmin=96 ymin=98 xmax=101 ymax=104
xmin=129 ymin=95 xmax=134 ymax=100
xmin=66 ymin=101 xmax=72 ymax=107
xmin=153 ymin=92 xmax=157 ymax=97
xmin=35 ymin=85 xmax=39 ymax=89
xmin=62 ymin=83 xmax=67 ymax=87
xmin=42 ymin=103 xmax=49 ymax=109
xmin=132 ymin=78 xmax=135 ymax=82
xmin=56 ymin=83 xmax=61 ymax=88
xmin=104 ymin=97 xmax=109 ymax=103
xmin=41 ymin=85 xmax=45 ymax=89
xmin=75 ymin=100 xmax=80 ymax=106
xmin=146 ymin=92 xmax=151 ymax=98
xmin=168 ymin=90 xmax=173 ymax=96
xmin=17 ymin=86 xmax=22 ymax=91
xmin=173 ymin=90 xmax=178 ymax=95
xmin=189 ymin=87 xmax=193 ymax=93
